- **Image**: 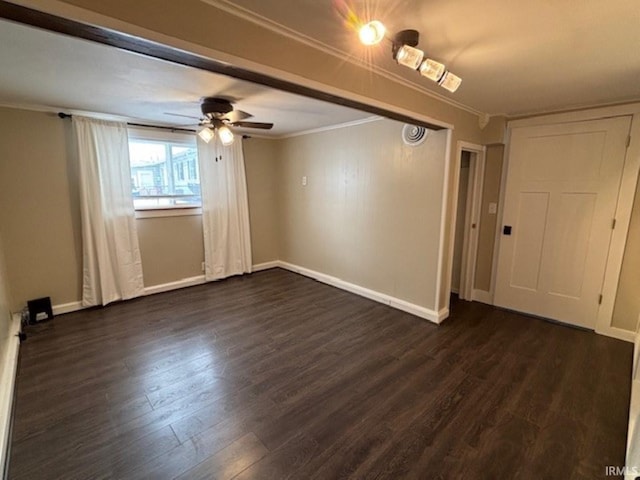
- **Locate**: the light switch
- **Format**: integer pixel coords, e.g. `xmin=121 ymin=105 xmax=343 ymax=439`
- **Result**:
xmin=488 ymin=202 xmax=497 ymax=214
xmin=302 ymin=176 xmax=307 ymax=186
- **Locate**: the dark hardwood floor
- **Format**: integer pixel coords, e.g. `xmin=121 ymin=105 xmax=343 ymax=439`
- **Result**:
xmin=8 ymin=268 xmax=632 ymax=479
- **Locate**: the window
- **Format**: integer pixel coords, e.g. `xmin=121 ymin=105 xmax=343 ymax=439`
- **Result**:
xmin=128 ymin=129 xmax=200 ymax=209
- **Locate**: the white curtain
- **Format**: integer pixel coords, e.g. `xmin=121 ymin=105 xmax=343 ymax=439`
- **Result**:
xmin=198 ymin=137 xmax=252 ymax=281
xmin=73 ymin=116 xmax=144 ymax=306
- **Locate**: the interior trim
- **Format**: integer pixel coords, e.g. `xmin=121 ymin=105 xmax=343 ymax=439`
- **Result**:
xmin=1 ymin=314 xmax=21 ymax=478
xmin=278 ymin=116 xmax=383 ymax=139
xmin=0 ymin=0 xmax=446 ymax=131
xmin=205 ymin=0 xmax=483 ymax=118
xmin=276 ymin=261 xmax=443 ymax=324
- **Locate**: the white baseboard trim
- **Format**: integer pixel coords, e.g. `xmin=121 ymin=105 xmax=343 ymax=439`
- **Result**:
xmin=252 ymin=261 xmax=280 ymax=272
xmin=143 ymin=275 xmax=206 ymax=296
xmin=52 ymin=301 xmax=84 ymax=316
xmin=596 ymin=325 xmax=635 ymax=343
xmin=472 ymin=289 xmax=494 ymax=305
xmin=277 ymin=261 xmax=442 ymax=324
xmin=47 ymin=261 xmax=443 ymax=325
xmin=1 ymin=313 xmax=21 ymax=476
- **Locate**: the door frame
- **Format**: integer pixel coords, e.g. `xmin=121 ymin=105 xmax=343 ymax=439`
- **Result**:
xmin=505 ymin=103 xmax=640 ymax=341
xmin=447 ymin=141 xmax=486 ymax=301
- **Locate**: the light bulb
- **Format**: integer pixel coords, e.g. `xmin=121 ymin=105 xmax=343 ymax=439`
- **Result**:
xmin=359 ymin=20 xmax=386 ymax=45
xmin=439 ymin=71 xmax=462 ymax=93
xmin=198 ymin=127 xmax=214 ymax=143
xmin=218 ymin=126 xmax=235 ymax=146
xmin=419 ymin=58 xmax=446 ymax=82
xmin=395 ymin=44 xmax=424 ymax=70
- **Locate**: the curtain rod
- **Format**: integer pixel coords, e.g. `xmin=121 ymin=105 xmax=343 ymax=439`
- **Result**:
xmin=57 ymin=113 xmax=251 ymax=138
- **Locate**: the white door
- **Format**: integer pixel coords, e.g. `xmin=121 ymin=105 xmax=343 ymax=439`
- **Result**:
xmin=494 ymin=117 xmax=631 ymax=328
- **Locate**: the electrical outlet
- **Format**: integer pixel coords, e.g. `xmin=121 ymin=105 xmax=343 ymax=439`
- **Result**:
xmin=302 ymin=176 xmax=307 ymax=186
xmin=201 ymin=262 xmax=205 ymax=272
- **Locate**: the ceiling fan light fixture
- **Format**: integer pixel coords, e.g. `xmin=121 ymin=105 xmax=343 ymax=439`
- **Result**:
xmin=439 ymin=71 xmax=462 ymax=93
xmin=395 ymin=44 xmax=424 ymax=70
xmin=218 ymin=125 xmax=235 ymax=146
xmin=359 ymin=20 xmax=386 ymax=45
xmin=198 ymin=127 xmax=215 ymax=143
xmin=419 ymin=58 xmax=446 ymax=82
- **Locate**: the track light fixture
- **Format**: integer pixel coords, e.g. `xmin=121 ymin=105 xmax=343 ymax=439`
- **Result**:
xmin=358 ymin=22 xmax=462 ymax=93
xmin=358 ymin=20 xmax=386 ymax=46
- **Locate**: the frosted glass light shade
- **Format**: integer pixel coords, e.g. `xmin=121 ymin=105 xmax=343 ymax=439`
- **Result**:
xmin=419 ymin=58 xmax=446 ymax=82
xmin=395 ymin=45 xmax=424 ymax=69
xmin=218 ymin=126 xmax=235 ymax=146
xmin=198 ymin=127 xmax=214 ymax=143
xmin=439 ymin=71 xmax=462 ymax=92
xmin=359 ymin=21 xmax=386 ymax=45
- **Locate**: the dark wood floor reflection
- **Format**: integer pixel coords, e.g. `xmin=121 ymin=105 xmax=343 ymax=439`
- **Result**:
xmin=9 ymin=269 xmax=632 ymax=479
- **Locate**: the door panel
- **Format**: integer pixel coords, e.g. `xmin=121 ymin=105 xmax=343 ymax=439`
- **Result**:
xmin=510 ymin=192 xmax=549 ymax=290
xmin=495 ymin=116 xmax=631 ymax=328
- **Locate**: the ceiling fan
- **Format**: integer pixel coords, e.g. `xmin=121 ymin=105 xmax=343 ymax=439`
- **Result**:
xmin=169 ymin=97 xmax=274 ymax=146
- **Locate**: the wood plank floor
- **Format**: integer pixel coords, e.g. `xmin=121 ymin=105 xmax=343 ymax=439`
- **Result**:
xmin=8 ymin=268 xmax=632 ymax=479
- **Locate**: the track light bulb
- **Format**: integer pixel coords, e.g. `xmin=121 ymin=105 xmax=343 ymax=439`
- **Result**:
xmin=198 ymin=127 xmax=214 ymax=143
xmin=395 ymin=44 xmax=424 ymax=70
xmin=218 ymin=126 xmax=235 ymax=146
xmin=359 ymin=20 xmax=386 ymax=45
xmin=419 ymin=58 xmax=446 ymax=82
xmin=439 ymin=71 xmax=462 ymax=93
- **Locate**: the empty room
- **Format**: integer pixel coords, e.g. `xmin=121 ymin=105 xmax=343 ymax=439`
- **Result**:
xmin=0 ymin=1 xmax=639 ymax=479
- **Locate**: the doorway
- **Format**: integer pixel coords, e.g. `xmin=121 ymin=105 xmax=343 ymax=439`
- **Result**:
xmin=450 ymin=143 xmax=485 ymax=300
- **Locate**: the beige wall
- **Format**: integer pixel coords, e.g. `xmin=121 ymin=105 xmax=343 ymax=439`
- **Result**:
xmin=474 ymin=144 xmax=504 ymax=292
xmin=0 ymin=230 xmax=13 ymax=360
xmin=0 ymin=107 xmax=82 ymax=311
xmin=0 ymin=107 xmax=279 ymax=310
xmin=136 ymin=214 xmax=204 ymax=287
xmin=277 ymin=120 xmax=448 ymax=310
xmin=244 ymin=138 xmax=280 ymax=265
xmin=612 ymin=176 xmax=640 ymax=330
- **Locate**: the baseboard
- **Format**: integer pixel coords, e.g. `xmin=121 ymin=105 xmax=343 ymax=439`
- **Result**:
xmin=52 ymin=301 xmax=84 ymax=316
xmin=1 ymin=314 xmax=21 ymax=477
xmin=143 ymin=275 xmax=206 ymax=296
xmin=472 ymin=289 xmax=493 ymax=305
xmin=596 ymin=325 xmax=635 ymax=343
xmin=252 ymin=261 xmax=280 ymax=272
xmin=277 ymin=261 xmax=442 ymax=324
xmin=52 ymin=265 xmax=278 ymax=315
xmin=47 ymin=261 xmax=443 ymax=325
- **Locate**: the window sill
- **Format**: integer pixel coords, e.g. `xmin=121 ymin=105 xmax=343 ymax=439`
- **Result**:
xmin=135 ymin=207 xmax=202 ymax=219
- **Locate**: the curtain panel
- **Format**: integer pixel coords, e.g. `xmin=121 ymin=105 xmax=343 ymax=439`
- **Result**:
xmin=198 ymin=137 xmax=252 ymax=281
xmin=73 ymin=116 xmax=144 ymax=306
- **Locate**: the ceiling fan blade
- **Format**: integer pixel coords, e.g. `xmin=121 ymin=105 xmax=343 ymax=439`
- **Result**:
xmin=222 ymin=110 xmax=253 ymax=123
xmin=231 ymin=121 xmax=274 ymax=130
xmin=164 ymin=112 xmax=202 ymax=120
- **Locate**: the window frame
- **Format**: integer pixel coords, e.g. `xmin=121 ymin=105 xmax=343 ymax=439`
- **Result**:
xmin=127 ymin=127 xmax=201 ymax=216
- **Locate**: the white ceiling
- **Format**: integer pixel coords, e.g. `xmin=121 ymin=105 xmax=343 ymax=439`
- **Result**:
xmin=0 ymin=19 xmax=370 ymax=136
xmin=221 ymin=0 xmax=640 ymax=116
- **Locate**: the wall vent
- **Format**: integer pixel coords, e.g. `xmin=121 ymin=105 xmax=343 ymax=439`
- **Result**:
xmin=402 ymin=124 xmax=428 ymax=146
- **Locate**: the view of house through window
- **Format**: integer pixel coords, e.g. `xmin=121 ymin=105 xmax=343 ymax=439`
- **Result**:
xmin=128 ymin=133 xmax=200 ymax=209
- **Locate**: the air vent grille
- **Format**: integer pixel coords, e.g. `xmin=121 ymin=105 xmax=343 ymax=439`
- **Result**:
xmin=402 ymin=124 xmax=428 ymax=146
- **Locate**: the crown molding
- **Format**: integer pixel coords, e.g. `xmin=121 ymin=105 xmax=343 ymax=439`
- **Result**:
xmin=278 ymin=116 xmax=384 ymax=139
xmin=203 ymin=0 xmax=484 ymax=118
